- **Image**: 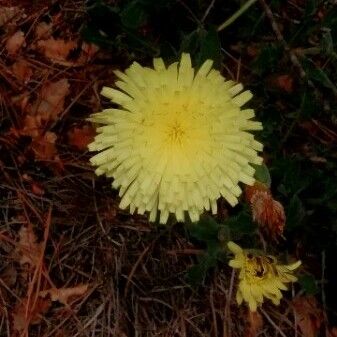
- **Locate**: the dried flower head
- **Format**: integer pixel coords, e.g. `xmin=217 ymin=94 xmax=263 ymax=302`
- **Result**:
xmin=228 ymin=241 xmax=301 ymax=311
xmin=88 ymin=54 xmax=263 ymax=224
xmin=245 ymin=182 xmax=285 ymax=239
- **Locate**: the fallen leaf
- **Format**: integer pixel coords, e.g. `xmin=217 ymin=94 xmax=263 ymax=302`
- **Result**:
xmin=29 ymin=78 xmax=70 ymax=122
xmin=31 ymin=132 xmax=58 ymax=161
xmin=22 ymin=174 xmax=45 ymax=195
xmin=293 ymin=296 xmax=324 ymax=337
xmin=20 ymin=115 xmax=43 ymax=138
xmin=11 ymin=296 xmax=51 ymax=335
xmin=37 ymin=38 xmax=77 ymax=64
xmin=76 ymin=42 xmax=99 ymax=64
xmin=68 ymin=124 xmax=95 ymax=150
xmin=0 ymin=6 xmax=23 ymax=27
xmin=11 ymin=91 xmax=30 ymax=113
xmin=6 ymin=30 xmax=25 ymax=55
xmin=12 ymin=59 xmax=33 ymax=83
xmin=14 ymin=225 xmax=43 ymax=268
xmin=0 ymin=265 xmax=17 ymax=288
xmin=31 ymin=182 xmax=45 ymax=196
xmin=328 ymin=327 xmax=337 ymax=337
xmin=35 ymin=21 xmax=52 ymax=39
xmin=275 ymin=74 xmax=294 ymax=93
xmin=245 ymin=310 xmax=263 ymax=337
xmin=39 ymin=284 xmax=89 ymax=305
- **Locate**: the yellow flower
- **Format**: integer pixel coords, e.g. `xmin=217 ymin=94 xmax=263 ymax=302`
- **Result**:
xmin=227 ymin=241 xmax=301 ymax=311
xmin=88 ymin=54 xmax=263 ymax=224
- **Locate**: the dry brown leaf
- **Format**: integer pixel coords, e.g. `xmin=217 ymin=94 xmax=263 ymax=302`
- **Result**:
xmin=275 ymin=75 xmax=294 ymax=93
xmin=76 ymin=42 xmax=99 ymax=65
xmin=39 ymin=284 xmax=89 ymax=305
xmin=328 ymin=327 xmax=337 ymax=337
xmin=68 ymin=124 xmax=95 ymax=151
xmin=35 ymin=21 xmax=52 ymax=39
xmin=12 ymin=59 xmax=33 ymax=84
xmin=11 ymin=91 xmax=30 ymax=113
xmin=30 ymin=78 xmax=70 ymax=122
xmin=31 ymin=132 xmax=58 ymax=161
xmin=20 ymin=115 xmax=43 ymax=138
xmin=0 ymin=6 xmax=23 ymax=27
xmin=37 ymin=38 xmax=77 ymax=64
xmin=6 ymin=30 xmax=25 ymax=55
xmin=0 ymin=265 xmax=17 ymax=288
xmin=11 ymin=296 xmax=51 ymax=335
xmin=293 ymin=296 xmax=324 ymax=337
xmin=14 ymin=225 xmax=43 ymax=268
xmin=245 ymin=310 xmax=263 ymax=337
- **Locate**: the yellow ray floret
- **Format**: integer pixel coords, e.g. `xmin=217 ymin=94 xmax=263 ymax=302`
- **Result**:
xmin=88 ymin=53 xmax=263 ymax=224
xmin=227 ymin=241 xmax=301 ymax=311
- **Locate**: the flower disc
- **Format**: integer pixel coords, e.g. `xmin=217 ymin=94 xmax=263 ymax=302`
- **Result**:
xmin=88 ymin=54 xmax=263 ymax=223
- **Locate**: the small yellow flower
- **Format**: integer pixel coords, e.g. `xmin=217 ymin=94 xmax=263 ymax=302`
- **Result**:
xmin=227 ymin=241 xmax=301 ymax=311
xmin=88 ymin=54 xmax=263 ymax=224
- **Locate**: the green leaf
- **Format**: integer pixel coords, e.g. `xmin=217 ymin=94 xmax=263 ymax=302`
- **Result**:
xmin=180 ymin=29 xmax=201 ymax=55
xmin=320 ymin=30 xmax=334 ymax=56
xmin=225 ymin=209 xmax=256 ymax=235
xmin=302 ymin=57 xmax=337 ymax=95
xmin=298 ymin=274 xmax=319 ymax=295
xmin=286 ymin=194 xmax=306 ymax=229
xmin=187 ymin=252 xmax=218 ymax=286
xmin=188 ymin=214 xmax=222 ymax=243
xmin=253 ymin=163 xmax=271 ymax=187
xmin=197 ymin=27 xmax=222 ymax=69
xmin=252 ymin=44 xmax=283 ymax=75
xmin=120 ymin=0 xmax=148 ymax=29
xmin=186 ymin=237 xmax=224 ymax=287
xmin=304 ymin=0 xmax=318 ymax=18
xmin=179 ymin=27 xmax=221 ymax=69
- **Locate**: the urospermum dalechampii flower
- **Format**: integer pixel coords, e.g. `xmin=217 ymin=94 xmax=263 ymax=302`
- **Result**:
xmin=88 ymin=53 xmax=263 ymax=224
xmin=227 ymin=241 xmax=301 ymax=312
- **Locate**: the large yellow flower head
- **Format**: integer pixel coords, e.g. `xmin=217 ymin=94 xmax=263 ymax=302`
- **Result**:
xmin=227 ymin=241 xmax=301 ymax=311
xmin=88 ymin=54 xmax=263 ymax=224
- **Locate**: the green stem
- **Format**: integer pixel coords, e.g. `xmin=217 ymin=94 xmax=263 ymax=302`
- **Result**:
xmin=217 ymin=0 xmax=258 ymax=32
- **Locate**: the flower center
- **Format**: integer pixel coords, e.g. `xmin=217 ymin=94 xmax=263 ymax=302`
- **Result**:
xmin=167 ymin=120 xmax=186 ymax=144
xmin=244 ymin=255 xmax=276 ymax=282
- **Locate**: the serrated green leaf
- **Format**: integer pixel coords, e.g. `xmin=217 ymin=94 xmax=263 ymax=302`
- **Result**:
xmin=225 ymin=209 xmax=256 ymax=234
xmin=180 ymin=29 xmax=201 ymax=55
xmin=298 ymin=274 xmax=319 ymax=295
xmin=121 ymin=0 xmax=148 ymax=29
xmin=253 ymin=163 xmax=271 ymax=187
xmin=188 ymin=214 xmax=222 ymax=243
xmin=197 ymin=27 xmax=222 ymax=69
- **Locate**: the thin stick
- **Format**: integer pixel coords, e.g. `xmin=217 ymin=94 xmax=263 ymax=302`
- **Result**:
xmin=217 ymin=0 xmax=258 ymax=31
xmin=260 ymin=307 xmax=288 ymax=337
xmin=202 ymin=0 xmax=217 ymax=22
xmin=258 ymin=0 xmax=307 ymax=81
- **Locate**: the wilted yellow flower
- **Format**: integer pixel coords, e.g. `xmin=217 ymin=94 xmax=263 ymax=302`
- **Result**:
xmin=227 ymin=241 xmax=301 ymax=311
xmin=88 ymin=54 xmax=263 ymax=224
xmin=245 ymin=182 xmax=285 ymax=240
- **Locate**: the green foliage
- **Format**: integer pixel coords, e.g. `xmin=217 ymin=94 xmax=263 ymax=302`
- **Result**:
xmin=253 ymin=163 xmax=272 ymax=187
xmin=186 ymin=211 xmax=256 ymax=286
xmin=298 ymin=274 xmax=319 ymax=295
xmin=180 ymin=27 xmax=222 ymax=68
xmin=252 ymin=44 xmax=283 ymax=76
